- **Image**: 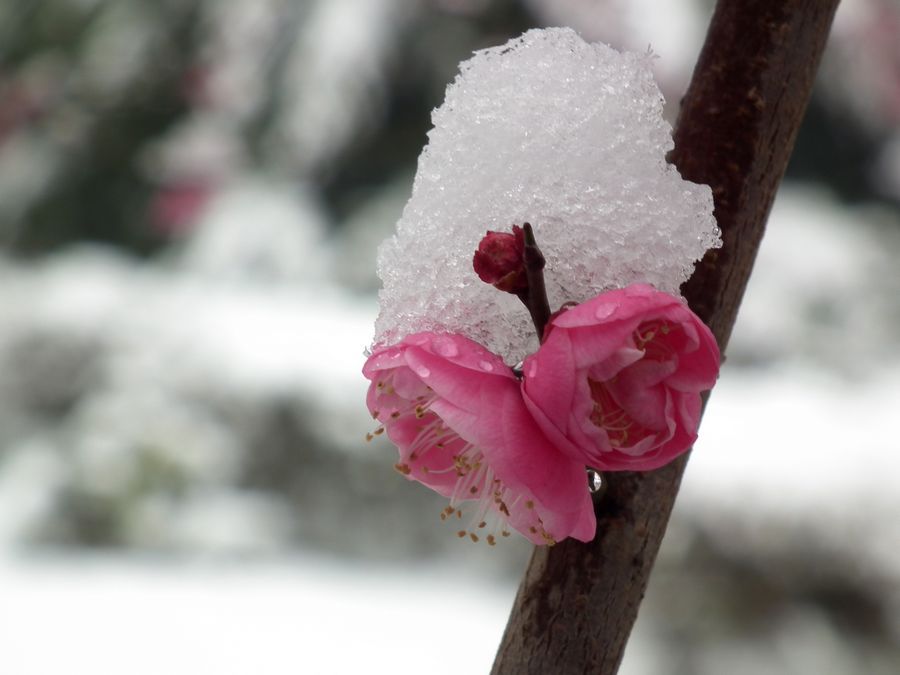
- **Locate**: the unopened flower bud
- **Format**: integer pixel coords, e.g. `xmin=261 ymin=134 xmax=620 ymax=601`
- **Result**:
xmin=472 ymin=225 xmax=528 ymax=293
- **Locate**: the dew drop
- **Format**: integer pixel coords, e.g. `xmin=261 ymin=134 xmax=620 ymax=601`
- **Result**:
xmin=587 ymin=469 xmax=603 ymax=493
xmin=526 ymin=360 xmax=538 ymax=378
xmin=415 ymin=365 xmax=431 ymax=378
xmin=434 ymin=337 xmax=459 ymax=357
xmin=594 ymin=304 xmax=616 ymax=320
xmin=478 ymin=360 xmax=494 ymax=372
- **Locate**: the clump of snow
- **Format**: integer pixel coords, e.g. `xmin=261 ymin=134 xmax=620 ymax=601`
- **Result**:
xmin=374 ymin=27 xmax=718 ymax=363
xmin=178 ymin=178 xmax=331 ymax=284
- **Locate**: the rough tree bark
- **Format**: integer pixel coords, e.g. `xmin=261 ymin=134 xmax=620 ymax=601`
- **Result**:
xmin=491 ymin=1 xmax=841 ymax=673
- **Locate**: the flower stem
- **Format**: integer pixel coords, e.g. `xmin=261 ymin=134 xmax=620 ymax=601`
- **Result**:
xmin=521 ymin=222 xmax=551 ymax=340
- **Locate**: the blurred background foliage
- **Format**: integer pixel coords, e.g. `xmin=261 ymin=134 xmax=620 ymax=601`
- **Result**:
xmin=0 ymin=1 xmax=899 ymax=674
xmin=3 ymin=0 xmax=897 ymax=259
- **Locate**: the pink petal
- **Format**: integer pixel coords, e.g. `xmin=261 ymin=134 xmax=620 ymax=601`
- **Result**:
xmin=364 ymin=331 xmax=596 ymax=545
xmin=523 ymin=284 xmax=720 ymax=472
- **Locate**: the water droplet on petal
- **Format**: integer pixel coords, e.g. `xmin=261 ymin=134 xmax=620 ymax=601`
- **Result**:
xmin=415 ymin=366 xmax=431 ymax=378
xmin=478 ymin=360 xmax=494 ymax=372
xmin=588 ymin=469 xmax=603 ymax=493
xmin=594 ymin=304 xmax=616 ymax=320
xmin=434 ymin=338 xmax=458 ymax=357
xmin=526 ymin=361 xmax=538 ymax=378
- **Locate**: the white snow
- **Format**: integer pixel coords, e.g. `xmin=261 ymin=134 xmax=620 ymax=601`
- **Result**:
xmin=276 ymin=0 xmax=414 ymax=173
xmin=0 ymin=555 xmax=514 ymax=675
xmin=374 ymin=27 xmax=718 ymax=364
xmin=687 ymin=364 xmax=900 ymax=577
xmin=177 ymin=177 xmax=332 ymax=284
xmin=0 ymin=248 xmax=373 ymax=405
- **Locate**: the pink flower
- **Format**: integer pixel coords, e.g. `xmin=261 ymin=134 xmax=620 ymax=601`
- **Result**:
xmin=364 ymin=331 xmax=596 ymax=545
xmin=150 ymin=180 xmax=214 ymax=235
xmin=522 ymin=284 xmax=720 ymax=471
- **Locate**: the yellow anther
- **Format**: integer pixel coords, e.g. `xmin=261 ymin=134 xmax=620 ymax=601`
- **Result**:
xmin=487 ymin=535 xmax=496 ymax=546
xmin=469 ymin=533 xmax=479 ymax=543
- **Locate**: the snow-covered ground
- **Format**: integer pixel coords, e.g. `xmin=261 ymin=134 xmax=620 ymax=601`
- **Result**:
xmin=0 ymin=554 xmax=515 ymax=675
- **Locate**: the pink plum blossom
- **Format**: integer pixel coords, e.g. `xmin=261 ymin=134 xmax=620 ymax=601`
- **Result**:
xmin=522 ymin=284 xmax=720 ymax=472
xmin=364 ymin=331 xmax=596 ymax=545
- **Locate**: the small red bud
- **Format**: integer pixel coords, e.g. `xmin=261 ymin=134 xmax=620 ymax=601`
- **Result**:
xmin=473 ymin=225 xmax=528 ymax=293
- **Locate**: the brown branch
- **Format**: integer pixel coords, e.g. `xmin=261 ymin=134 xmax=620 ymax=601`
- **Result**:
xmin=491 ymin=2 xmax=841 ymax=673
xmin=520 ymin=222 xmax=552 ymax=340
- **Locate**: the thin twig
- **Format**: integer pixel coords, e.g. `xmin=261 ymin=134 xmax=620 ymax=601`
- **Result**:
xmin=521 ymin=222 xmax=552 ymax=340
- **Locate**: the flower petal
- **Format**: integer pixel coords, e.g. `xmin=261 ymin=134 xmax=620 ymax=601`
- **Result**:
xmin=524 ymin=284 xmax=719 ymax=471
xmin=365 ymin=331 xmax=596 ymax=544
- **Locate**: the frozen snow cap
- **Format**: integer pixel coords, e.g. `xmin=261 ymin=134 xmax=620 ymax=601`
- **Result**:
xmin=374 ymin=27 xmax=719 ymax=364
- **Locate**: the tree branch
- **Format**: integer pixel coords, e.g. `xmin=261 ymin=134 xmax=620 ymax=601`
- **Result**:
xmin=491 ymin=2 xmax=841 ymax=673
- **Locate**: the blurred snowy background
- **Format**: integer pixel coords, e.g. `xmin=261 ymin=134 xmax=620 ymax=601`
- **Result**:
xmin=0 ymin=1 xmax=898 ymax=673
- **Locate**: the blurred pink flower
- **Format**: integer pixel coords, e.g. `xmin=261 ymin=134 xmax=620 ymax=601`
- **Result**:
xmin=364 ymin=331 xmax=595 ymax=545
xmin=150 ymin=180 xmax=214 ymax=235
xmin=522 ymin=284 xmax=720 ymax=471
